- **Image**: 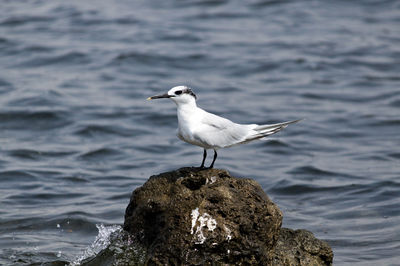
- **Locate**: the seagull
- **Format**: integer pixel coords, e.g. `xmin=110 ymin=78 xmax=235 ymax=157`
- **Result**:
xmin=147 ymin=85 xmax=300 ymax=168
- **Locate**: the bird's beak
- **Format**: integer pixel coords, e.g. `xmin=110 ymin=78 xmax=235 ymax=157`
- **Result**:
xmin=147 ymin=93 xmax=172 ymax=100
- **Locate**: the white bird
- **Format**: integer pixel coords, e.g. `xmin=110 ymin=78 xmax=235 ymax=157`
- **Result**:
xmin=148 ymin=85 xmax=300 ymax=168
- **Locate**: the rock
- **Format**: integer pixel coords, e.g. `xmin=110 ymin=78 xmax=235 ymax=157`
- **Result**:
xmin=83 ymin=167 xmax=333 ymax=265
xmin=272 ymin=228 xmax=333 ymax=266
xmin=123 ymin=167 xmax=283 ymax=265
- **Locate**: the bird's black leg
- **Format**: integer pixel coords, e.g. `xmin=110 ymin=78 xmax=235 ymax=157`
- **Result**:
xmin=200 ymin=149 xmax=207 ymax=168
xmin=209 ymin=150 xmax=217 ymax=169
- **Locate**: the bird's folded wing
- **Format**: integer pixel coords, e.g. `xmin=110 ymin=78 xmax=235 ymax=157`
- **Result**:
xmin=192 ymin=113 xmax=252 ymax=148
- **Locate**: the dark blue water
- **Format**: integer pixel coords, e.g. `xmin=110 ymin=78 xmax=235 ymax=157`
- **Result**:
xmin=1 ymin=0 xmax=399 ymax=265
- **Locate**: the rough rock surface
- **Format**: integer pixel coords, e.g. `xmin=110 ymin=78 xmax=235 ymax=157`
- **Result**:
xmin=272 ymin=228 xmax=334 ymax=266
xmin=83 ymin=167 xmax=333 ymax=265
xmin=120 ymin=167 xmax=333 ymax=265
xmin=124 ymin=167 xmax=283 ymax=265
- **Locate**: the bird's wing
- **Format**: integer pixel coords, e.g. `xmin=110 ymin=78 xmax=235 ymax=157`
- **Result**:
xmin=192 ymin=111 xmax=253 ymax=149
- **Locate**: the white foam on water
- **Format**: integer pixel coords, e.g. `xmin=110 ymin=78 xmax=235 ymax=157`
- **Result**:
xmin=70 ymin=224 xmax=122 ymax=266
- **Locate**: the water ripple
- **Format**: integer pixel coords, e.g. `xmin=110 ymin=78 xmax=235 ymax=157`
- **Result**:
xmin=0 ymin=110 xmax=70 ymax=130
xmin=17 ymin=51 xmax=91 ymax=68
xmin=0 ymin=15 xmax=54 ymax=27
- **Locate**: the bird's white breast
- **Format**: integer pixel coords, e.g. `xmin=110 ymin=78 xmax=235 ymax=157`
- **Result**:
xmin=176 ymin=105 xmax=211 ymax=148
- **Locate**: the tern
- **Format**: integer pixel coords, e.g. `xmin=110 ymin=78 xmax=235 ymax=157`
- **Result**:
xmin=148 ymin=85 xmax=300 ymax=168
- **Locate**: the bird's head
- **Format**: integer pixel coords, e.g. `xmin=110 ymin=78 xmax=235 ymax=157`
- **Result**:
xmin=147 ymin=85 xmax=197 ymax=105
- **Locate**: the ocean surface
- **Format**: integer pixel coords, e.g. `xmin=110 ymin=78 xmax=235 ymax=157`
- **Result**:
xmin=0 ymin=0 xmax=399 ymax=265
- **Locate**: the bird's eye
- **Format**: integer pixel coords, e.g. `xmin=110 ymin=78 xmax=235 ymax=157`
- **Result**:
xmin=175 ymin=90 xmax=182 ymax=95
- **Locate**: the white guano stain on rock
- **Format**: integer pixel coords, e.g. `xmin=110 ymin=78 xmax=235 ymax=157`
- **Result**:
xmin=223 ymin=225 xmax=232 ymax=241
xmin=190 ymin=208 xmax=200 ymax=234
xmin=190 ymin=208 xmax=218 ymax=244
xmin=206 ymin=175 xmax=217 ymax=185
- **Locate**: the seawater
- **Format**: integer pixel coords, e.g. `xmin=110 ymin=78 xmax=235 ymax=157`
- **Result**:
xmin=0 ymin=0 xmax=399 ymax=265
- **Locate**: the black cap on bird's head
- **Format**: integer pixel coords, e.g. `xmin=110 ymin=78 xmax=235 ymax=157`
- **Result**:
xmin=147 ymin=86 xmax=197 ymax=103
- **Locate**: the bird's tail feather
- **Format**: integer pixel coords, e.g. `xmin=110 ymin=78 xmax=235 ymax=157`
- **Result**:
xmin=230 ymin=119 xmax=301 ymax=146
xmin=242 ymin=119 xmax=302 ymax=143
xmin=254 ymin=119 xmax=302 ymax=132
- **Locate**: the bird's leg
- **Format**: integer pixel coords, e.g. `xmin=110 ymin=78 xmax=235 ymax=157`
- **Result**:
xmin=209 ymin=150 xmax=217 ymax=169
xmin=200 ymin=149 xmax=207 ymax=168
